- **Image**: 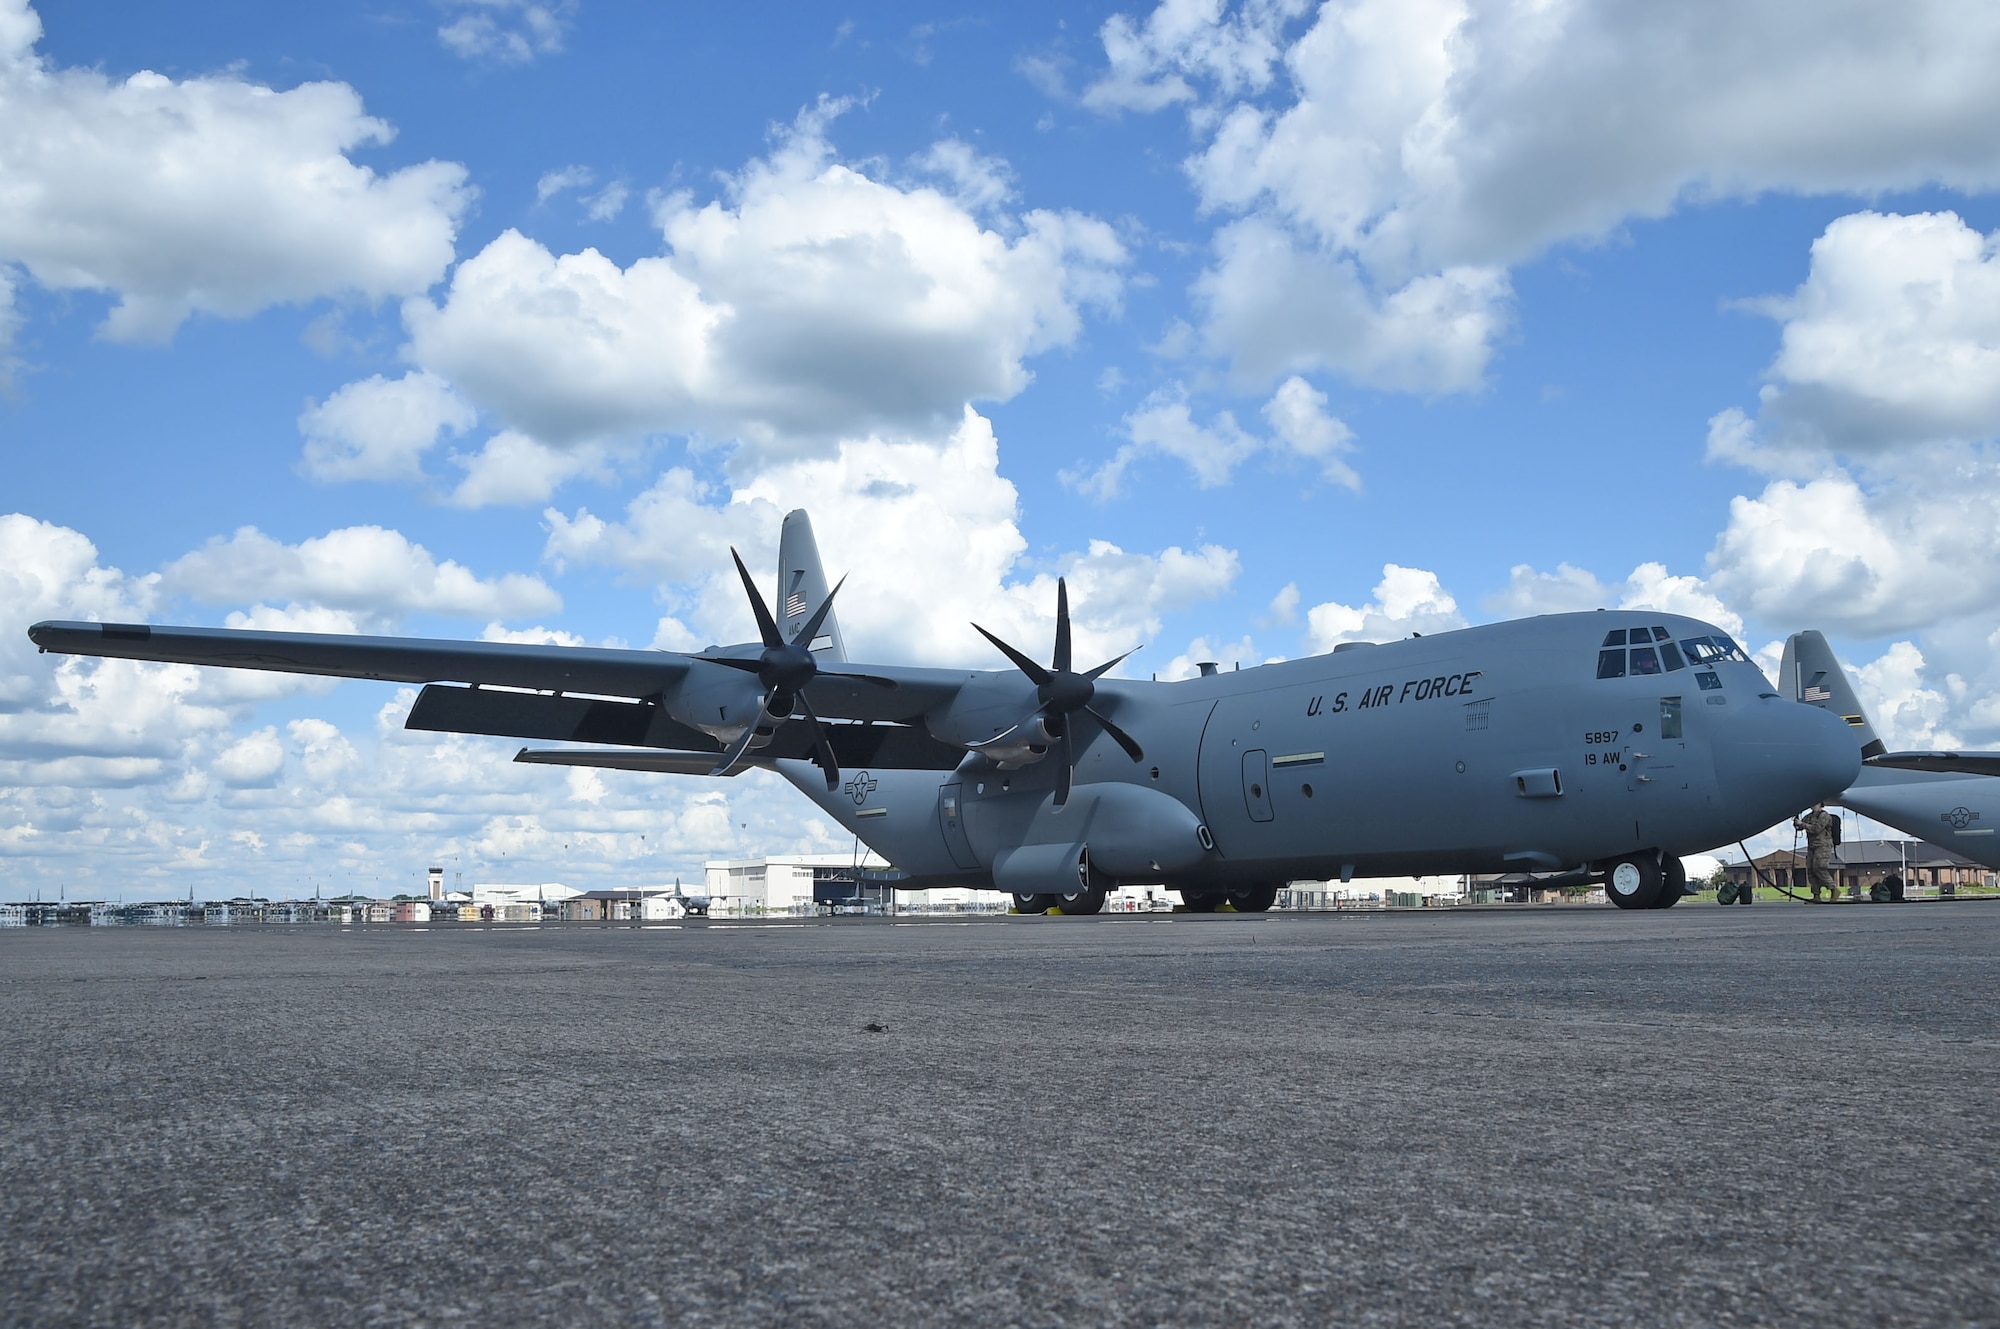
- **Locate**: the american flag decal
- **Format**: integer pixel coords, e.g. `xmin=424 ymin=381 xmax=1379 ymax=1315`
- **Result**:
xmin=785 ymin=593 xmax=808 ymax=618
xmin=1803 ymin=685 xmax=1831 ymax=702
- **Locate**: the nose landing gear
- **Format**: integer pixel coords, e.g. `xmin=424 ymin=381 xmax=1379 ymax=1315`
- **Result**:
xmin=1604 ymin=851 xmax=1689 ymax=910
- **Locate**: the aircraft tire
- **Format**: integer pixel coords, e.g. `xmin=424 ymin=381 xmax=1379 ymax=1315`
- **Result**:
xmin=1651 ymin=855 xmax=1687 ymax=909
xmin=1228 ymin=884 xmax=1280 ymax=912
xmin=1013 ymin=893 xmax=1055 ymax=915
xmin=1605 ymin=855 xmax=1663 ymax=910
xmin=1181 ymin=891 xmax=1223 ymax=913
xmin=1059 ymin=885 xmax=1107 ymax=915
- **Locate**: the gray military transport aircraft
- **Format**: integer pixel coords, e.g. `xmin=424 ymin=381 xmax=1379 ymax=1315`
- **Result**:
xmin=1782 ymin=630 xmax=2000 ymax=871
xmin=29 ymin=511 xmax=1859 ymax=914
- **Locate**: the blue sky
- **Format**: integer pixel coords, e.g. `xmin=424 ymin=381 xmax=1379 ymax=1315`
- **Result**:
xmin=7 ymin=0 xmax=2000 ymax=897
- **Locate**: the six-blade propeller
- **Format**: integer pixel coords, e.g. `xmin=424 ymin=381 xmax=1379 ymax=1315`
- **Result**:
xmin=704 ymin=548 xmax=889 ymax=787
xmin=971 ymin=577 xmax=1144 ymax=808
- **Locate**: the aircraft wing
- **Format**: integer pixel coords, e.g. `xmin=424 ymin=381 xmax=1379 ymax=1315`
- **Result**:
xmin=1866 ymin=751 xmax=2000 ymax=777
xmin=25 ymin=620 xmax=970 ymax=722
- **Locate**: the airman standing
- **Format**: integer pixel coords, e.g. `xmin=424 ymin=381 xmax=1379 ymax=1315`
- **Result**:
xmin=1794 ymin=802 xmax=1841 ymax=903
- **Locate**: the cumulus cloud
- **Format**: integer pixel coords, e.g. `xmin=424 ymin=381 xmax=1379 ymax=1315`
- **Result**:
xmin=368 ymin=99 xmax=1125 ymax=504
xmin=1303 ymin=564 xmax=1466 ymax=652
xmin=0 ymin=0 xmax=470 ymax=343
xmin=212 ymin=727 xmax=284 ymax=788
xmin=546 ymin=407 xmax=1239 ymax=667
xmin=298 ymin=371 xmax=476 ymax=483
xmin=163 ymin=525 xmax=560 ymax=629
xmin=438 ymin=0 xmax=573 ymax=64
xmin=1086 ymin=0 xmax=2000 ymax=392
xmin=1709 ymin=212 xmax=2000 ymax=471
xmin=1074 ymin=373 xmax=1357 ymax=497
xmin=1702 ymin=211 xmax=2000 ymax=639
xmin=1486 ymin=561 xmax=1743 ymax=638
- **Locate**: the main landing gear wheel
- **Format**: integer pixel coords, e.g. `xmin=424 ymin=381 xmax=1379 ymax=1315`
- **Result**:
xmin=1651 ymin=855 xmax=1687 ymax=909
xmin=1058 ymin=885 xmax=1107 ymax=915
xmin=1013 ymin=893 xmax=1055 ymax=915
xmin=1181 ymin=891 xmax=1223 ymax=913
xmin=1605 ymin=854 xmax=1664 ymax=910
xmin=1228 ymin=884 xmax=1280 ymax=913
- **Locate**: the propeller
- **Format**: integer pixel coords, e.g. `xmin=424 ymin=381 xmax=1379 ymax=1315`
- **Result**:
xmin=970 ymin=577 xmax=1143 ymax=808
xmin=704 ymin=547 xmax=890 ymax=787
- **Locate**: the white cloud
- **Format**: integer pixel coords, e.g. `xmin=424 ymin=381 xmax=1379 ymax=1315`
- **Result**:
xmin=163 ymin=525 xmax=560 ymax=629
xmin=379 ymin=100 xmax=1126 ymax=500
xmin=1851 ymin=641 xmax=1963 ymax=752
xmin=535 ymin=164 xmax=594 ymax=204
xmin=1089 ymin=0 xmax=2000 ymax=393
xmin=1485 ymin=560 xmax=1744 ymax=638
xmin=447 ymin=431 xmax=602 ymax=508
xmin=298 ymin=370 xmax=477 ymax=483
xmin=1160 ymin=634 xmax=1264 ymax=681
xmin=1304 ymin=564 xmax=1466 ymax=652
xmin=0 ymin=1 xmax=470 ymax=343
xmin=212 ymin=727 xmax=284 ymax=788
xmin=1708 ymin=469 xmax=2000 ymax=639
xmin=438 ymin=0 xmax=573 ymax=64
xmin=1074 ymin=373 xmax=1358 ymax=497
xmin=581 ymin=180 xmax=629 ymax=222
xmin=1261 ymin=374 xmax=1357 ymax=488
xmin=1711 ymin=212 xmax=2000 ymax=471
xmin=546 ymin=407 xmax=1239 ymax=667
xmin=1084 ymin=0 xmax=1306 ymax=114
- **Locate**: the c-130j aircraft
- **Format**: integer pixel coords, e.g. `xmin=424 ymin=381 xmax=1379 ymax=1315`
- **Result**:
xmin=29 ymin=511 xmax=1859 ymax=914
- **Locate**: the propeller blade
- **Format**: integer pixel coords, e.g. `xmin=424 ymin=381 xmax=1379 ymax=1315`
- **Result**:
xmin=1085 ymin=705 xmax=1146 ymax=763
xmin=789 ymin=574 xmax=847 ymax=650
xmin=1082 ymin=647 xmax=1140 ymax=682
xmin=1054 ymin=725 xmax=1074 ymax=808
xmin=797 ymin=695 xmax=840 ymax=791
xmin=972 ymin=623 xmax=1052 ymax=686
xmin=708 ymin=725 xmax=760 ymax=778
xmin=729 ymin=547 xmax=785 ymax=649
xmin=1053 ymin=577 xmax=1072 ymax=675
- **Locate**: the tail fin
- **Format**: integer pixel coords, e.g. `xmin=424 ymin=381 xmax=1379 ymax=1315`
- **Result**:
xmin=1780 ymin=630 xmax=1886 ymax=759
xmin=777 ymin=509 xmax=846 ymax=663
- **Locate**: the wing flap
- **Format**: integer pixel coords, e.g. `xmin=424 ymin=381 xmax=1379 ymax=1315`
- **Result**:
xmin=407 ymin=685 xmax=721 ymax=750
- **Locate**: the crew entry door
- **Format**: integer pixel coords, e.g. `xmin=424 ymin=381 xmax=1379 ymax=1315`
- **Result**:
xmin=938 ymin=783 xmax=980 ymax=869
xmin=1242 ymin=750 xmax=1275 ymax=822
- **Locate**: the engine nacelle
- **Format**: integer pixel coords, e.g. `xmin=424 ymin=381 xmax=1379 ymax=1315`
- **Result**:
xmin=663 ymin=658 xmax=768 ymax=743
xmin=925 ymin=672 xmax=1040 ymax=753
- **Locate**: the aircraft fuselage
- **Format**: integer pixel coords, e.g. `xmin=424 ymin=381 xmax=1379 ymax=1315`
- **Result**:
xmin=784 ymin=611 xmax=1858 ymax=893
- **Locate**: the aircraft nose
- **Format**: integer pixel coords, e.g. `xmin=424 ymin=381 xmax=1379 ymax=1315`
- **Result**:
xmin=1710 ymin=694 xmax=1860 ymax=826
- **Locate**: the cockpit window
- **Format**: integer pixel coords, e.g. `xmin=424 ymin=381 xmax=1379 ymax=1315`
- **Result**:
xmin=1659 ymin=641 xmax=1686 ymax=671
xmin=1601 ymin=629 xmax=1627 ymax=647
xmin=1630 ymin=646 xmax=1661 ymax=675
xmin=1651 ymin=626 xmax=1673 ymax=642
xmin=1681 ymin=636 xmax=1720 ymax=664
xmin=1712 ymin=634 xmax=1749 ymax=662
xmin=1596 ymin=649 xmax=1626 ymax=679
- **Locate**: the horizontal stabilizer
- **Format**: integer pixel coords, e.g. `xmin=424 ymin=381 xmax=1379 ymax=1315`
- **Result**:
xmin=516 ymin=748 xmax=744 ymax=776
xmin=1865 ymin=751 xmax=2000 ymax=777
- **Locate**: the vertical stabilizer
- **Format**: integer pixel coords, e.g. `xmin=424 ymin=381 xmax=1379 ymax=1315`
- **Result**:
xmin=1781 ymin=630 xmax=1886 ymax=759
xmin=777 ymin=510 xmax=846 ymax=663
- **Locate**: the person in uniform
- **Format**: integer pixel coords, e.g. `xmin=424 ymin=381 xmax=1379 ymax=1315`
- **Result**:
xmin=1793 ymin=802 xmax=1841 ymax=903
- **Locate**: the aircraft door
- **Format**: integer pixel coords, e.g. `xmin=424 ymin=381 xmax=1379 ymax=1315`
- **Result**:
xmin=938 ymin=783 xmax=980 ymax=869
xmin=1242 ymin=749 xmax=1275 ymax=822
xmin=1627 ymin=697 xmax=1681 ymax=793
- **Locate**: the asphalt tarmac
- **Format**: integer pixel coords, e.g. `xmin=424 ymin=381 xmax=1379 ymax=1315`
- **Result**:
xmin=4 ymin=904 xmax=1997 ymax=1328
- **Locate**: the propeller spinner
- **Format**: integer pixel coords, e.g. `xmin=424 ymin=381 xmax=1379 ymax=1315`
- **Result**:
xmin=971 ymin=577 xmax=1144 ymax=808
